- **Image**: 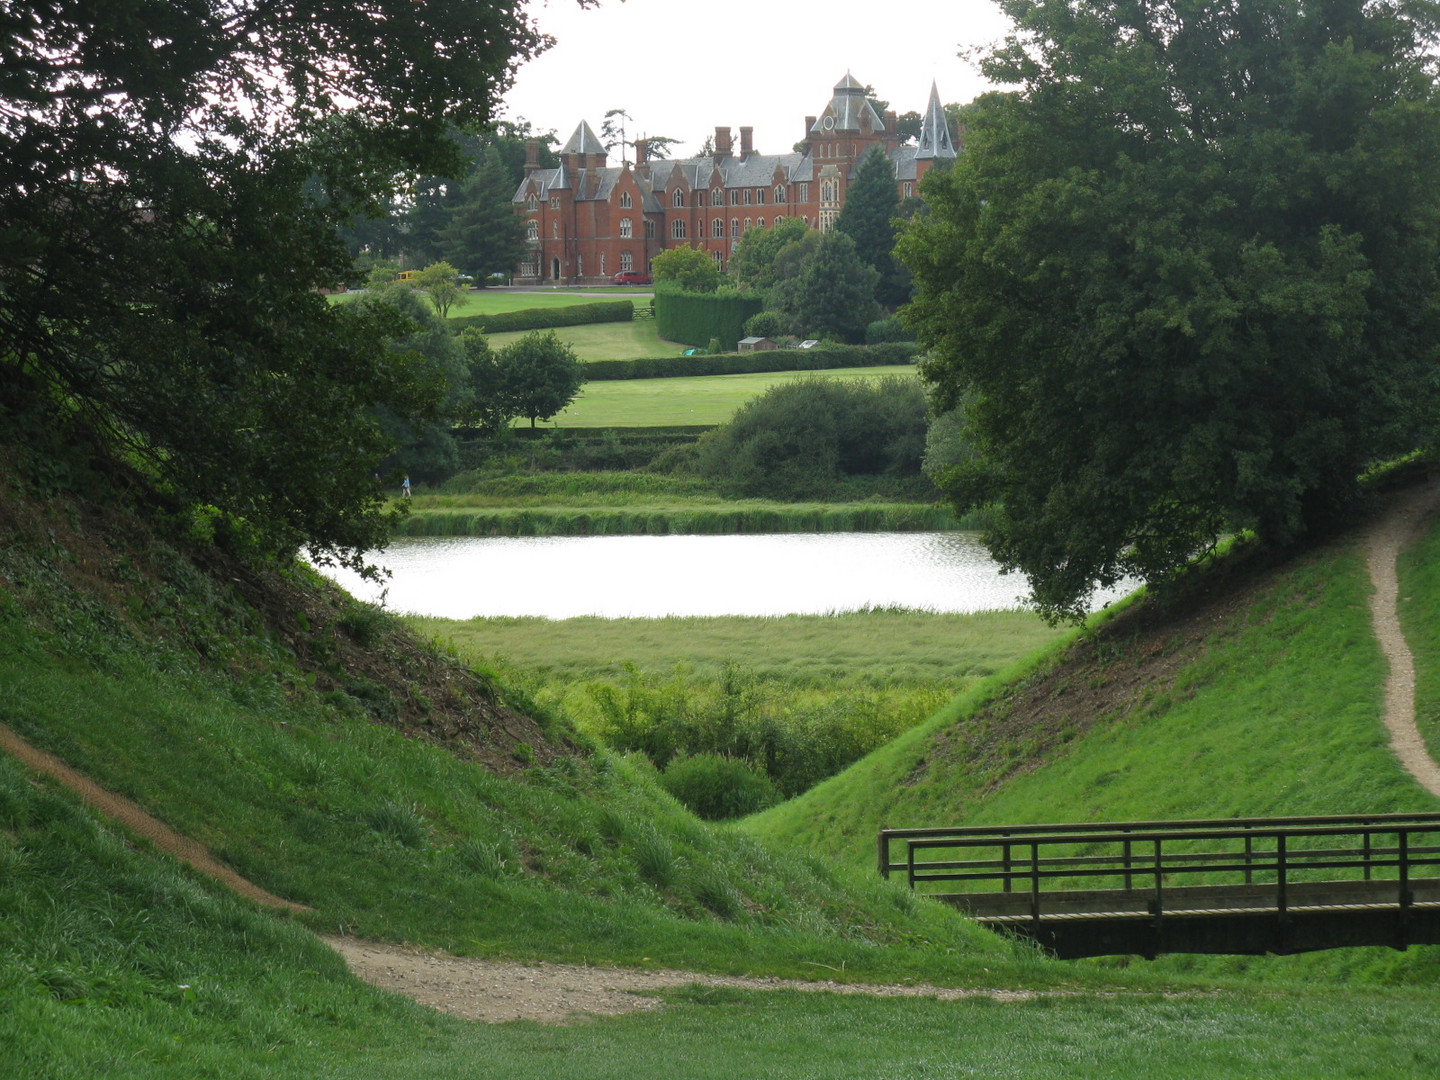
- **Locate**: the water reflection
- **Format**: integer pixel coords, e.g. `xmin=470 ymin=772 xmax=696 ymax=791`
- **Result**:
xmin=321 ymin=532 xmax=1132 ymax=619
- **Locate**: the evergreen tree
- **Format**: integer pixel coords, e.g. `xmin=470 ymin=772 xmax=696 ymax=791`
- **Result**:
xmin=441 ymin=147 xmax=528 ymax=282
xmin=779 ymin=231 xmax=880 ymax=343
xmin=835 ymin=146 xmax=908 ymax=308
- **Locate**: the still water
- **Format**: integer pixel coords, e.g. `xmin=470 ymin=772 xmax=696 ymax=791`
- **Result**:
xmin=322 ymin=532 xmax=1130 ymax=619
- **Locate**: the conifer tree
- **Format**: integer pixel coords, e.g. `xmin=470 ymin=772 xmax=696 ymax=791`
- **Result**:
xmin=835 ymin=146 xmax=908 ymax=307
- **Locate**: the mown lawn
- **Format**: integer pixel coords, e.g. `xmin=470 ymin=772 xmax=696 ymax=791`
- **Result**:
xmin=329 ymin=287 xmax=641 ymax=316
xmin=548 ymin=367 xmax=919 ymax=427
xmin=486 ymin=318 xmax=685 ymax=361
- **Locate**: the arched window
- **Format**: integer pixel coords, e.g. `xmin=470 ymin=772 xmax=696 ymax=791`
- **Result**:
xmin=673 ymin=189 xmax=684 ymax=208
xmin=744 ymin=217 xmax=752 ymax=232
xmin=775 ymin=185 xmax=786 ymax=204
xmin=903 ymin=182 xmax=913 ymax=198
xmin=620 ymin=191 xmax=632 ymax=208
xmin=744 ymin=189 xmax=752 ymax=205
xmin=730 ymin=218 xmax=739 ymax=237
xmin=798 ymin=182 xmax=809 ymax=202
xmin=620 ymin=251 xmax=633 ymax=272
xmin=773 ymin=215 xmax=783 ymax=226
xmin=645 ymin=220 xmax=655 ymax=238
xmin=526 ymin=195 xmax=538 ymax=211
xmin=696 ymin=190 xmax=707 ymax=207
xmin=526 ymin=219 xmax=538 ymax=241
xmin=671 ymin=218 xmax=686 ymax=239
xmin=756 ymin=189 xmax=765 ymax=205
xmin=712 ymin=217 xmax=723 ymax=238
xmin=713 ymin=188 xmax=723 ymax=206
xmin=619 ymin=217 xmax=633 ymax=238
xmin=757 ymin=218 xmax=766 ymax=229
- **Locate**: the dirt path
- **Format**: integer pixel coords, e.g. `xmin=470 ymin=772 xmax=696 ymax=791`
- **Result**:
xmin=1364 ymin=480 xmax=1440 ymax=798
xmin=0 ymin=723 xmax=308 ymax=912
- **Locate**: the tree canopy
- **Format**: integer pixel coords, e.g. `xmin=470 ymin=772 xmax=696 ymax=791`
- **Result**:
xmin=899 ymin=0 xmax=1440 ymax=620
xmin=652 ymin=245 xmax=724 ymax=292
xmin=1 ymin=0 xmax=569 ymax=570
xmin=496 ymin=331 xmax=585 ymax=428
xmin=835 ymin=146 xmax=908 ymax=307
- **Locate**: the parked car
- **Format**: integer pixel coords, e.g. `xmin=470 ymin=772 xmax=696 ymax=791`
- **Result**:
xmin=612 ymin=270 xmax=652 ymax=286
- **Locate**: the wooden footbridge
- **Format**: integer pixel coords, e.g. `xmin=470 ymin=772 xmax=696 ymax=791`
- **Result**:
xmin=879 ymin=813 xmax=1440 ymax=958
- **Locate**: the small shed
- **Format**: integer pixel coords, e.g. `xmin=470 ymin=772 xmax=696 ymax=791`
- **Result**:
xmin=738 ymin=336 xmax=779 ymax=352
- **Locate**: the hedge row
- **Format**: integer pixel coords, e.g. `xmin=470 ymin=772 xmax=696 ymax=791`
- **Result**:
xmin=582 ymin=341 xmax=921 ymax=381
xmin=450 ymin=300 xmax=634 ymax=334
xmin=654 ymin=291 xmax=764 ymax=351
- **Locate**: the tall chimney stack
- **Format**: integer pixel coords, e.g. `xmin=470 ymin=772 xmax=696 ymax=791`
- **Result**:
xmin=739 ymin=126 xmax=753 ymax=157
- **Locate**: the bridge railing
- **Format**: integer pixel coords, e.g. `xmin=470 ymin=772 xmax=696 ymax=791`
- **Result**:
xmin=878 ymin=813 xmax=1440 ymax=920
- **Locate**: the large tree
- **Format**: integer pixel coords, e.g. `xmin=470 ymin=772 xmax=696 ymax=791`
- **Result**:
xmin=497 ymin=331 xmax=585 ymax=428
xmin=900 ymin=0 xmax=1440 ymax=620
xmin=0 ymin=0 xmax=567 ymax=571
xmin=835 ymin=146 xmax=908 ymax=307
xmin=441 ymin=146 xmax=528 ymax=282
xmin=775 ymin=231 xmax=881 ymax=343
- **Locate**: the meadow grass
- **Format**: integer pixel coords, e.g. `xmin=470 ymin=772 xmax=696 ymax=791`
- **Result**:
xmin=1398 ymin=516 xmax=1440 ymax=762
xmin=547 ymin=367 xmax=919 ymax=428
xmin=9 ymin=756 xmax=1437 ymax=1080
xmin=745 ymin=535 xmax=1439 ymax=870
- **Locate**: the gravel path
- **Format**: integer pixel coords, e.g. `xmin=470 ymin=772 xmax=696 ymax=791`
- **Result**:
xmin=1364 ymin=479 xmax=1440 ymax=797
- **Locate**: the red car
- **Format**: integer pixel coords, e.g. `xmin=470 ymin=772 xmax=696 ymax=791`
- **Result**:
xmin=612 ymin=270 xmax=652 ymax=286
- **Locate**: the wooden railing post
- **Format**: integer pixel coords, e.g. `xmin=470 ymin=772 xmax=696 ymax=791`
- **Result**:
xmin=1123 ymin=828 xmax=1133 ymax=890
xmin=1243 ymin=826 xmax=1253 ymax=885
xmin=1030 ymin=841 xmax=1041 ymax=927
xmin=1003 ymin=834 xmax=1013 ymax=894
xmin=1276 ymin=834 xmax=1288 ymax=917
xmin=878 ymin=831 xmax=889 ymax=881
xmin=1362 ymin=828 xmax=1372 ymax=882
xmin=1398 ymin=829 xmax=1410 ymax=911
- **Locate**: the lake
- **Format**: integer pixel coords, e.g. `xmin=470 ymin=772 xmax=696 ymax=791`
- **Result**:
xmin=320 ymin=532 xmax=1133 ymax=619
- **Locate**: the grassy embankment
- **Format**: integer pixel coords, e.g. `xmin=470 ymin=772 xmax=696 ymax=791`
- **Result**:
xmin=396 ymin=471 xmax=959 ymax=538
xmin=7 ymin=451 xmax=1440 ymax=1076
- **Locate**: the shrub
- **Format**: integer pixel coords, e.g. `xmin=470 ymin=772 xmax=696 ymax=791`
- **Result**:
xmin=659 ymin=753 xmax=779 ymax=820
xmin=691 ymin=375 xmax=929 ymax=499
xmin=865 ymin=316 xmax=914 ymax=344
xmin=744 ymin=310 xmax=794 ymax=339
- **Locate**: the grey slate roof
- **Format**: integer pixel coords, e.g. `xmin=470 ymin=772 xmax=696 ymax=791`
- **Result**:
xmin=916 ymin=81 xmax=957 ymax=160
xmin=559 ymin=120 xmax=605 ymax=156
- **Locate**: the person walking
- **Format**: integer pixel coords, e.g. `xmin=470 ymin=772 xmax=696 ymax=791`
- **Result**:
xmin=401 ymin=475 xmax=411 ymax=498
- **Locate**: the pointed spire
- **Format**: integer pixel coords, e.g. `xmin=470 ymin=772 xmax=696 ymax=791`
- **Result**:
xmin=560 ymin=121 xmax=606 ymax=157
xmin=916 ymin=81 xmax=956 ymax=160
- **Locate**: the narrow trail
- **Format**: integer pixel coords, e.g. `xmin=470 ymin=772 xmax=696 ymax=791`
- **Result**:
xmin=1364 ymin=479 xmax=1440 ymax=798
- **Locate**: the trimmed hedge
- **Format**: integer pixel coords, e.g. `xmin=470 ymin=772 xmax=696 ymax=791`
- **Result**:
xmin=654 ymin=290 xmax=763 ymax=351
xmin=450 ymin=300 xmax=633 ymax=334
xmin=583 ymin=341 xmax=920 ymax=381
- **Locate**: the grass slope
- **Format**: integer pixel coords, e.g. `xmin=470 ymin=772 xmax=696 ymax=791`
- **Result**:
xmin=746 ymin=532 xmax=1440 ymax=869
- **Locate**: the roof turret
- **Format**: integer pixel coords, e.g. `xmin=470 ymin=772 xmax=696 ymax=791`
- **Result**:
xmin=915 ymin=81 xmax=957 ymax=160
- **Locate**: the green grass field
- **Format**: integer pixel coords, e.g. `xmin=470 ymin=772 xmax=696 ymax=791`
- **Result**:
xmin=548 ymin=367 xmax=919 ymax=428
xmin=329 ymin=287 xmax=636 ymax=316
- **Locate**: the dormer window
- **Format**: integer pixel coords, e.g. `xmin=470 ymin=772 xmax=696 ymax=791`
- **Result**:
xmin=673 ymin=189 xmax=684 ymax=208
xmin=526 ymin=195 xmax=538 ymax=211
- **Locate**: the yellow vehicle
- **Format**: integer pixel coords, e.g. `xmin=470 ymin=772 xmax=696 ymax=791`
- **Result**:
xmin=395 ymin=269 xmax=420 ymax=282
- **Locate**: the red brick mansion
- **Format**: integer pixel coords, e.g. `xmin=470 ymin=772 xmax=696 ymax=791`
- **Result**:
xmin=511 ymin=73 xmax=959 ymax=285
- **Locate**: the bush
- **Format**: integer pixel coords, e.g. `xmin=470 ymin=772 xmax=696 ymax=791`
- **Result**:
xmin=659 ymin=753 xmax=779 ymax=820
xmin=865 ymin=316 xmax=914 ymax=344
xmin=691 ymin=375 xmax=929 ymax=499
xmin=744 ymin=310 xmax=793 ymax=339
xmin=449 ymin=300 xmax=632 ymax=334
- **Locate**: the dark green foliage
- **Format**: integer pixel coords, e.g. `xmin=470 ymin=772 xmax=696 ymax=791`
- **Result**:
xmin=743 ymin=310 xmax=795 ymax=339
xmin=1 ymin=0 xmax=547 ymax=574
xmin=583 ymin=342 xmax=918 ymax=381
xmin=495 ymin=331 xmax=585 ymax=427
xmin=652 ymin=246 xmax=724 ymax=292
xmin=865 ymin=317 xmax=914 ymax=345
xmin=835 ymin=146 xmax=909 ymax=307
xmin=440 ymin=146 xmax=528 ymax=281
xmin=729 ymin=217 xmax=811 ymax=292
xmin=654 ymin=292 xmax=764 ymax=351
xmin=772 ymin=230 xmax=882 ymax=344
xmin=900 ymin=0 xmax=1440 ymax=620
xmin=660 ymin=754 xmax=779 ymax=821
xmin=691 ymin=377 xmax=929 ymax=499
xmin=450 ymin=300 xmax=634 ymax=334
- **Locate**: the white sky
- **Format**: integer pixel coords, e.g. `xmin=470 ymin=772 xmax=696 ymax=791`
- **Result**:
xmin=502 ymin=0 xmax=1016 ymax=158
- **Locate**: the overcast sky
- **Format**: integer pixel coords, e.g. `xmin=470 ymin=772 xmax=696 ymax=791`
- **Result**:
xmin=502 ymin=0 xmax=1016 ymax=158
